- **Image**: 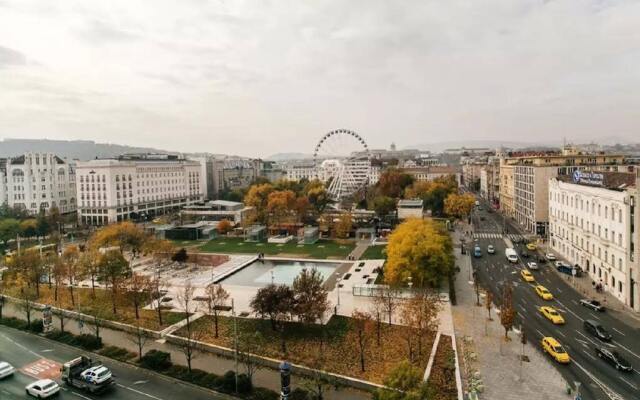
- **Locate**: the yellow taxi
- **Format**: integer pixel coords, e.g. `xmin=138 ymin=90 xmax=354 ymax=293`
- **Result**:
xmin=520 ymin=269 xmax=535 ymax=283
xmin=535 ymin=285 xmax=554 ymax=300
xmin=541 ymin=337 xmax=570 ymax=364
xmin=539 ymin=306 xmax=565 ymax=324
xmin=526 ymin=243 xmax=537 ymax=251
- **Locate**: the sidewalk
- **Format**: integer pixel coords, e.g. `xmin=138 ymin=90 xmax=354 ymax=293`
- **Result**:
xmin=451 ymin=228 xmax=570 ymax=400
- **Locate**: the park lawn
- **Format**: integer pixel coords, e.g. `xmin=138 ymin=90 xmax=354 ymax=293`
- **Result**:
xmin=5 ymin=286 xmax=187 ymax=331
xmin=198 ymin=237 xmax=355 ymax=259
xmin=178 ymin=314 xmax=434 ymax=384
xmin=360 ymin=244 xmax=387 ymax=260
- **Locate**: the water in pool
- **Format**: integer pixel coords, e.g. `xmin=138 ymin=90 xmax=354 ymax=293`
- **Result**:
xmin=221 ymin=259 xmax=343 ymax=287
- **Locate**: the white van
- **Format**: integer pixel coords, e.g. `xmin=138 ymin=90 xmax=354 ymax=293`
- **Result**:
xmin=505 ymin=248 xmax=518 ymax=263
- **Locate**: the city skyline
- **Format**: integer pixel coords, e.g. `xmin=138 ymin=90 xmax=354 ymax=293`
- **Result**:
xmin=1 ymin=0 xmax=639 ymax=156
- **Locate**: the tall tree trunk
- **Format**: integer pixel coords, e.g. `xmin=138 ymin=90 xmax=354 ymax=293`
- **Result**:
xmin=214 ymin=312 xmax=219 ymax=338
xmin=91 ymin=275 xmax=96 ymax=298
xmin=69 ymin=283 xmax=75 ymax=307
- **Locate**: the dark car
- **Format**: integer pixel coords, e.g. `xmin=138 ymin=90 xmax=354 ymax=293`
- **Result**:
xmin=537 ymin=255 xmax=547 ymax=264
xmin=596 ymin=347 xmax=633 ymax=372
xmin=520 ymin=251 xmax=530 ymax=258
xmin=584 ymin=320 xmax=612 ymax=342
xmin=580 ymin=299 xmax=605 ymax=312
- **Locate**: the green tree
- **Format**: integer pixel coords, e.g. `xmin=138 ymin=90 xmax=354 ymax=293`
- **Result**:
xmin=372 ymin=196 xmax=396 ymax=218
xmin=35 ymin=212 xmax=51 ymax=237
xmin=250 ymin=284 xmax=294 ymax=353
xmin=0 ymin=218 xmax=20 ymax=245
xmin=20 ymin=219 xmax=37 ymax=238
xmin=373 ymin=361 xmax=432 ymax=400
xmin=292 ymin=268 xmax=329 ymax=323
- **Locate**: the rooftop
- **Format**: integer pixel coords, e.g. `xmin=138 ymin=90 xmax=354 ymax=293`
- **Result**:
xmin=556 ymin=171 xmax=636 ymax=191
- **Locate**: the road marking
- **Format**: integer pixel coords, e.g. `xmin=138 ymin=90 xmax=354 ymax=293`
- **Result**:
xmin=571 ymin=300 xmax=578 ymax=305
xmin=556 ymin=288 xmax=562 ymax=293
xmin=117 ymin=383 xmax=165 ymax=400
xmin=620 ymin=377 xmax=638 ymax=390
xmin=589 ymin=313 xmax=600 ymax=321
xmin=582 ymin=350 xmax=597 ymax=360
xmin=612 ymin=328 xmax=626 ymax=336
xmin=521 ymin=298 xmax=528 ymax=305
xmin=71 ymin=391 xmax=94 ymax=400
xmin=612 ymin=340 xmax=640 ymax=361
xmin=572 ymin=359 xmax=625 ymax=400
xmin=535 ymin=329 xmax=544 ymax=338
xmin=518 ymin=305 xmax=527 ymax=314
xmin=554 ymin=299 xmax=584 ymax=321
xmin=134 ymin=380 xmax=149 ymax=385
xmin=0 ymin=332 xmax=41 ymax=358
xmin=556 ymin=330 xmax=566 ymax=338
xmin=575 ymin=330 xmax=600 ymax=347
xmin=41 ymin=349 xmax=54 ymax=352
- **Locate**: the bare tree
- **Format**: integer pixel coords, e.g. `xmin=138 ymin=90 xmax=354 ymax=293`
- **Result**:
xmin=381 ymin=288 xmax=399 ymax=325
xmin=203 ymin=284 xmax=229 ymax=338
xmin=125 ymin=273 xmax=152 ymax=320
xmin=500 ymin=283 xmax=516 ymax=341
xmin=178 ymin=281 xmax=203 ymax=372
xmin=351 ymin=310 xmax=374 ymax=372
xmin=19 ymin=285 xmax=37 ymax=329
xmin=485 ymin=290 xmax=493 ymax=321
xmin=370 ymin=291 xmax=385 ymax=346
xmin=237 ymin=331 xmax=264 ymax=386
xmin=128 ymin=320 xmax=152 ymax=360
xmin=400 ymin=289 xmax=440 ymax=361
xmin=150 ymin=270 xmax=168 ymax=326
xmin=302 ymin=337 xmax=338 ymax=400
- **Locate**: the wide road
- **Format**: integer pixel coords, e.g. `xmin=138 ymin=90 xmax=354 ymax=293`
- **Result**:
xmin=0 ymin=325 xmax=229 ymax=400
xmin=469 ymin=198 xmax=640 ymax=400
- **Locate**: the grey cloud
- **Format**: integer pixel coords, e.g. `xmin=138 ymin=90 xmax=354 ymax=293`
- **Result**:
xmin=0 ymin=45 xmax=27 ymax=67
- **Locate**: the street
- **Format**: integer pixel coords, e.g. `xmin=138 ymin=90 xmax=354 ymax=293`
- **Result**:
xmin=0 ymin=325 xmax=230 ymax=400
xmin=469 ymin=200 xmax=640 ymax=400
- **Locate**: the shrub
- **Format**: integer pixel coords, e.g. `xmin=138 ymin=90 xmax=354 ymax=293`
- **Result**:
xmin=28 ymin=318 xmax=44 ymax=333
xmin=140 ymin=350 xmax=172 ymax=371
xmin=46 ymin=330 xmax=76 ymax=344
xmin=249 ymin=387 xmax=280 ymax=400
xmin=217 ymin=370 xmax=238 ymax=393
xmin=165 ymin=365 xmax=192 ymax=381
xmin=0 ymin=317 xmax=28 ymax=330
xmin=75 ymin=334 xmax=103 ymax=351
xmin=289 ymin=388 xmax=310 ymax=400
xmin=99 ymin=346 xmax=136 ymax=361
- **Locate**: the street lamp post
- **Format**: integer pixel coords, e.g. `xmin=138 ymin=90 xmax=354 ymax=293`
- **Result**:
xmin=335 ymin=272 xmax=342 ymax=308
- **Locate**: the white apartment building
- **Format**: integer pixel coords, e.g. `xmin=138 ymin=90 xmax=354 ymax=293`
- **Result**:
xmin=75 ymin=154 xmax=203 ymax=225
xmin=284 ymin=162 xmax=317 ymax=181
xmin=549 ymin=171 xmax=639 ymax=310
xmin=2 ymin=153 xmax=77 ymax=214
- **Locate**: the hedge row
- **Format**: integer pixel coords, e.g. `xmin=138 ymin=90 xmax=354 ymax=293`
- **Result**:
xmin=139 ymin=350 xmax=280 ymax=400
xmin=45 ymin=330 xmax=103 ymax=351
xmin=0 ymin=317 xmax=44 ymax=333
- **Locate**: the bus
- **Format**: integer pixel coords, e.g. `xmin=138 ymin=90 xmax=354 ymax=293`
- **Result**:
xmin=505 ymin=248 xmax=518 ymax=263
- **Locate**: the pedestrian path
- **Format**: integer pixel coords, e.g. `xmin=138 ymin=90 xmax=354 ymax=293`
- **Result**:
xmin=451 ymin=227 xmax=570 ymax=400
xmin=472 ymin=232 xmax=525 ymax=241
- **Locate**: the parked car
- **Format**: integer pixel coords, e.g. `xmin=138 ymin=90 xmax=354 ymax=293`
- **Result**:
xmin=584 ymin=319 xmax=612 ymax=342
xmin=527 ymin=262 xmax=538 ymax=270
xmin=26 ymin=379 xmax=60 ymax=398
xmin=487 ymin=245 xmax=495 ymax=254
xmin=580 ymin=299 xmax=605 ymax=312
xmin=541 ymin=337 xmax=570 ymax=364
xmin=596 ymin=347 xmax=633 ymax=372
xmin=556 ymin=262 xmax=582 ymax=277
xmin=0 ymin=361 xmax=15 ymax=379
xmin=546 ymin=253 xmax=557 ymax=261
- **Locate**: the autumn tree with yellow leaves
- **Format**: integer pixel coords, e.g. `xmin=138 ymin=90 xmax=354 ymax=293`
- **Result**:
xmin=444 ymin=192 xmax=476 ymax=219
xmin=384 ymin=218 xmax=454 ymax=288
xmin=244 ymin=183 xmax=275 ymax=224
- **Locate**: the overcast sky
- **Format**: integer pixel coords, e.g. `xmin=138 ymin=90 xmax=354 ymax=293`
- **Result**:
xmin=0 ymin=0 xmax=639 ymax=157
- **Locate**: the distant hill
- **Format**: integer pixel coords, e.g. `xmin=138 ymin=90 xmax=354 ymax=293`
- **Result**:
xmin=266 ymin=152 xmax=313 ymax=161
xmin=412 ymin=140 xmax=543 ymax=153
xmin=0 ymin=138 xmax=170 ymax=161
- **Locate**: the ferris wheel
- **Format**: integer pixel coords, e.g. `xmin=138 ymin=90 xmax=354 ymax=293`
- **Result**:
xmin=313 ymin=129 xmax=371 ymax=203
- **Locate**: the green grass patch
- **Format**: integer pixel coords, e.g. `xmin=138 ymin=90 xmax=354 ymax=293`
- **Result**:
xmin=199 ymin=237 xmax=354 ymax=259
xmin=360 ymin=244 xmax=387 ymax=260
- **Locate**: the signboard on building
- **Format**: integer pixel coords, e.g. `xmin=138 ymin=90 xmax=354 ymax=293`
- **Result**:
xmin=573 ymin=170 xmax=604 ymax=187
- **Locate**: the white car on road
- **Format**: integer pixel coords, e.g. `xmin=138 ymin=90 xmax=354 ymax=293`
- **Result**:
xmin=546 ymin=253 xmax=557 ymax=261
xmin=80 ymin=365 xmax=112 ymax=384
xmin=0 ymin=361 xmax=15 ymax=379
xmin=527 ymin=262 xmax=538 ymax=270
xmin=25 ymin=379 xmax=60 ymax=398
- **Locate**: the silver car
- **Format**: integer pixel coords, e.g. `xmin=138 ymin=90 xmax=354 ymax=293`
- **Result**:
xmin=0 ymin=361 xmax=15 ymax=379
